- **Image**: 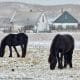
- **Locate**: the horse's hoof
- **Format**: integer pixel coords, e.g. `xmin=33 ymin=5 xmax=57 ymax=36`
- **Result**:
xmin=70 ymin=66 xmax=73 ymax=68
xmin=64 ymin=65 xmax=67 ymax=68
xmin=9 ymin=56 xmax=12 ymax=57
xmin=22 ymin=56 xmax=25 ymax=58
xmin=64 ymin=66 xmax=67 ymax=68
xmin=58 ymin=66 xmax=63 ymax=69
xmin=17 ymin=55 xmax=20 ymax=57
xmin=0 ymin=55 xmax=4 ymax=57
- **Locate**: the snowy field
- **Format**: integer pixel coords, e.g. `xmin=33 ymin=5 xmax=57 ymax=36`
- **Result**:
xmin=0 ymin=31 xmax=80 ymax=80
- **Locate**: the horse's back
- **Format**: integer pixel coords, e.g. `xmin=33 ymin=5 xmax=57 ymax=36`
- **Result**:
xmin=17 ymin=33 xmax=28 ymax=38
xmin=1 ymin=33 xmax=28 ymax=46
xmin=50 ymin=34 xmax=74 ymax=53
xmin=17 ymin=33 xmax=28 ymax=44
xmin=63 ymin=34 xmax=74 ymax=50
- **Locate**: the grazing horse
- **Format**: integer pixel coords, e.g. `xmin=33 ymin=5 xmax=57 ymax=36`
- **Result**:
xmin=0 ymin=33 xmax=28 ymax=58
xmin=48 ymin=34 xmax=74 ymax=70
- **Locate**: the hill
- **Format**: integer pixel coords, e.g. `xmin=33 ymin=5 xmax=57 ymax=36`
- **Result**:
xmin=0 ymin=2 xmax=80 ymax=24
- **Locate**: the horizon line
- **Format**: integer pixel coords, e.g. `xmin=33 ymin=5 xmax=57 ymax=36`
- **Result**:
xmin=0 ymin=1 xmax=80 ymax=6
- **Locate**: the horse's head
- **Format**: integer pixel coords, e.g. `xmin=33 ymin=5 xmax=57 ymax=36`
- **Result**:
xmin=0 ymin=46 xmax=3 ymax=57
xmin=48 ymin=50 xmax=57 ymax=70
xmin=0 ymin=40 xmax=6 ymax=57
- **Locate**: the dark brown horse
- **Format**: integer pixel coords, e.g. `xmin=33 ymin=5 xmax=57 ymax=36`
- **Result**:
xmin=48 ymin=34 xmax=74 ymax=70
xmin=0 ymin=33 xmax=28 ymax=58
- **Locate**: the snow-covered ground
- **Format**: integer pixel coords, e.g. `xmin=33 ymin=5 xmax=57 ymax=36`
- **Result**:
xmin=27 ymin=31 xmax=80 ymax=50
xmin=0 ymin=31 xmax=80 ymax=80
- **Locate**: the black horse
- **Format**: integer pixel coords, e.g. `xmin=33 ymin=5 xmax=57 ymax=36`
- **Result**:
xmin=48 ymin=34 xmax=74 ymax=70
xmin=0 ymin=33 xmax=28 ymax=58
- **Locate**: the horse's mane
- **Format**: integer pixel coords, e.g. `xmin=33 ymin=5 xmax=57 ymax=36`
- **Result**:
xmin=1 ymin=35 xmax=8 ymax=46
xmin=1 ymin=34 xmax=11 ymax=45
xmin=49 ymin=34 xmax=61 ymax=63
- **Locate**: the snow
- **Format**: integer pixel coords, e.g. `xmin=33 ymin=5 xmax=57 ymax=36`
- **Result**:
xmin=0 ymin=31 xmax=80 ymax=80
xmin=27 ymin=32 xmax=80 ymax=50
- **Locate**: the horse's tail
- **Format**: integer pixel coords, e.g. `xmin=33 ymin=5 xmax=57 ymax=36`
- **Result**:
xmin=22 ymin=35 xmax=28 ymax=58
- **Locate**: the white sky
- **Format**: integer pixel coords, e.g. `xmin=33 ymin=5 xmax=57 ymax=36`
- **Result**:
xmin=0 ymin=0 xmax=80 ymax=5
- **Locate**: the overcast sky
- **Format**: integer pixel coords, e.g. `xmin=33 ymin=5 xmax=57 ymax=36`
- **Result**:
xmin=0 ymin=0 xmax=80 ymax=5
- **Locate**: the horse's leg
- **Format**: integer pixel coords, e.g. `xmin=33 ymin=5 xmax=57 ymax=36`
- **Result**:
xmin=61 ymin=53 xmax=63 ymax=68
xmin=22 ymin=44 xmax=27 ymax=58
xmin=13 ymin=46 xmax=20 ymax=57
xmin=21 ymin=45 xmax=24 ymax=57
xmin=9 ymin=46 xmax=12 ymax=57
xmin=64 ymin=53 xmax=68 ymax=68
xmin=68 ymin=50 xmax=73 ymax=68
xmin=57 ymin=53 xmax=60 ymax=68
xmin=57 ymin=53 xmax=63 ymax=69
